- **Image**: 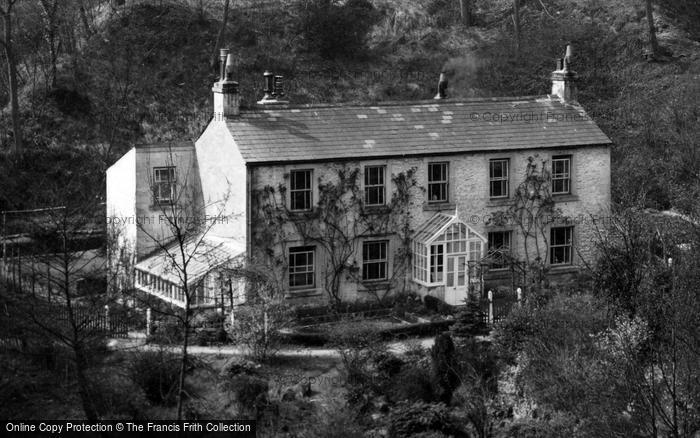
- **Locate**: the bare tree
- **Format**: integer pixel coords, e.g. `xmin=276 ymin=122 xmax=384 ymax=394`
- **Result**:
xmin=0 ymin=0 xmax=22 ymax=153
xmin=211 ymin=0 xmax=231 ymax=68
xmin=39 ymin=0 xmax=61 ymax=88
xmin=489 ymin=156 xmax=560 ymax=291
xmin=512 ymin=0 xmax=521 ymax=55
xmin=459 ymin=0 xmax=471 ymax=26
xmin=1 ymin=174 xmax=117 ymax=421
xmin=131 ymin=145 xmax=238 ymax=419
xmin=645 ymin=0 xmax=660 ymax=58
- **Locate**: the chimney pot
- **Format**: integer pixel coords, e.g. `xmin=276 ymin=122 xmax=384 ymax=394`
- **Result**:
xmin=273 ymin=75 xmax=284 ymax=98
xmin=225 ymin=53 xmax=236 ymax=81
xmin=219 ymin=48 xmax=229 ymax=81
xmin=551 ymin=46 xmax=577 ymax=103
xmin=434 ymin=72 xmax=448 ymax=99
xmin=212 ymin=48 xmax=240 ymax=119
xmin=262 ymin=71 xmax=274 ymax=100
xmin=565 ymin=44 xmax=573 ymax=59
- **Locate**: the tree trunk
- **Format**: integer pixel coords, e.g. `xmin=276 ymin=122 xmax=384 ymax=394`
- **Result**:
xmin=176 ymin=296 xmax=191 ymax=420
xmin=74 ymin=345 xmax=100 ymax=421
xmin=2 ymin=7 xmax=22 ymax=153
xmin=513 ymin=0 xmax=521 ymax=55
xmin=645 ymin=0 xmax=659 ymax=57
xmin=210 ymin=0 xmax=231 ymax=68
xmin=77 ymin=0 xmax=93 ymax=39
xmin=459 ymin=0 xmax=470 ymax=26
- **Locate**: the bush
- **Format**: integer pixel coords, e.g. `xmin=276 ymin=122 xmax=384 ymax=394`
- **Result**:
xmin=387 ymin=365 xmax=435 ymax=404
xmin=228 ymin=300 xmax=292 ymax=362
xmin=386 ymin=401 xmax=459 ymax=438
xmin=221 ymin=374 xmax=269 ymax=418
xmin=127 ymin=349 xmax=181 ymax=406
xmin=450 ymin=296 xmax=489 ymax=338
xmin=430 ymin=333 xmax=460 ymax=404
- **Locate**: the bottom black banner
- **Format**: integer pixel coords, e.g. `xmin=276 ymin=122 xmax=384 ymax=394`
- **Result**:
xmin=3 ymin=421 xmax=256 ymax=437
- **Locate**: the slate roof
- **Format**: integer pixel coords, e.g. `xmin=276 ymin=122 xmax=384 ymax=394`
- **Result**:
xmin=227 ymin=96 xmax=612 ymax=164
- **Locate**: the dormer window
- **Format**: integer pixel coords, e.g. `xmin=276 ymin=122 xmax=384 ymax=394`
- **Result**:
xmin=153 ymin=167 xmax=176 ymax=205
xmin=290 ymin=169 xmax=313 ymax=211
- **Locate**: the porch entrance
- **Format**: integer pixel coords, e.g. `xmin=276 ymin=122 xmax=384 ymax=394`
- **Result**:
xmin=445 ymin=255 xmax=468 ymax=305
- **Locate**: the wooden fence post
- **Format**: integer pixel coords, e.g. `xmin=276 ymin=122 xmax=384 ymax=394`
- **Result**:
xmin=146 ymin=308 xmax=152 ymax=338
xmin=516 ymin=287 xmax=522 ymax=306
xmin=104 ymin=305 xmax=110 ymax=333
xmin=488 ymin=290 xmax=494 ymax=324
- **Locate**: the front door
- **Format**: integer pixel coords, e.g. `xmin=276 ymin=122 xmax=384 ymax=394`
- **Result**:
xmin=445 ymin=255 xmax=468 ymax=305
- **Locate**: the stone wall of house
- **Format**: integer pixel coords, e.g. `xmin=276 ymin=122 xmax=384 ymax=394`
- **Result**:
xmin=133 ymin=144 xmax=201 ymax=258
xmin=248 ymin=144 xmax=611 ymax=303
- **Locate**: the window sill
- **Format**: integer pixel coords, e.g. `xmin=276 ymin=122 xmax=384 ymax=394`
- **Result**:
xmin=361 ymin=205 xmax=391 ymax=215
xmin=486 ymin=197 xmax=512 ymax=208
xmin=423 ymin=202 xmax=456 ymax=212
xmin=548 ymin=264 xmax=579 ymax=274
xmin=360 ymin=280 xmax=391 ymax=289
xmin=287 ymin=288 xmax=322 ymax=298
xmin=552 ymin=194 xmax=579 ymax=202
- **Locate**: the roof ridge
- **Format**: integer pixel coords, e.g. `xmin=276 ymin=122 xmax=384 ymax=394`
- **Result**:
xmin=237 ymin=95 xmax=551 ymax=113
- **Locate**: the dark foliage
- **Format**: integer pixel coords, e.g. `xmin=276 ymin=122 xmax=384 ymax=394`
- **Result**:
xmin=386 ymin=400 xmax=460 ymax=438
xmin=450 ymin=296 xmax=489 ymax=338
xmin=430 ymin=333 xmax=460 ymax=404
xmin=294 ymin=0 xmax=381 ymax=59
xmin=127 ymin=349 xmax=182 ymax=406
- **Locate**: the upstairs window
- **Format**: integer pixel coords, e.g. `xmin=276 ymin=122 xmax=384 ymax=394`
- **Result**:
xmin=489 ymin=159 xmax=509 ymax=198
xmin=153 ymin=167 xmax=176 ymax=205
xmin=428 ymin=162 xmax=449 ymax=203
xmin=550 ymin=226 xmax=573 ymax=265
xmin=289 ymin=246 xmax=315 ymax=288
xmin=364 ymin=165 xmax=386 ymax=206
xmin=290 ymin=169 xmax=313 ymax=211
xmin=552 ymin=156 xmax=571 ymax=195
xmin=363 ymin=240 xmax=388 ymax=281
xmin=488 ymin=231 xmax=512 ymax=269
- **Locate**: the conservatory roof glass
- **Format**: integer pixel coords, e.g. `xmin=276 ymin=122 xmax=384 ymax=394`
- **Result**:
xmin=413 ymin=212 xmax=486 ymax=245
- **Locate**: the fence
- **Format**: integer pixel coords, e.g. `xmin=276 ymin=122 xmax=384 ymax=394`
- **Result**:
xmin=480 ymin=288 xmax=522 ymax=325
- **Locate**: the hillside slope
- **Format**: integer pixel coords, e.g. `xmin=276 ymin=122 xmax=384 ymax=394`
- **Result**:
xmin=1 ymin=0 xmax=699 ymax=213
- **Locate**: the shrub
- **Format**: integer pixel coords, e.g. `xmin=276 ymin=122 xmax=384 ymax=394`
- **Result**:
xmin=127 ymin=349 xmax=181 ymax=406
xmin=387 ymin=365 xmax=435 ymax=404
xmin=386 ymin=401 xmax=459 ymax=438
xmin=228 ymin=300 xmax=292 ymax=362
xmin=450 ymin=296 xmax=489 ymax=339
xmin=221 ymin=374 xmax=269 ymax=418
xmin=430 ymin=333 xmax=460 ymax=404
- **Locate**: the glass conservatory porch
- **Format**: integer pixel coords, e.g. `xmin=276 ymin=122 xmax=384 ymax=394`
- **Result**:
xmin=412 ymin=213 xmax=486 ymax=305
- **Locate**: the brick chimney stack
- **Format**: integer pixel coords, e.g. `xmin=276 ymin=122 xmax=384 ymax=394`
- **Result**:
xmin=551 ymin=44 xmax=577 ymax=103
xmin=212 ymin=48 xmax=240 ymax=119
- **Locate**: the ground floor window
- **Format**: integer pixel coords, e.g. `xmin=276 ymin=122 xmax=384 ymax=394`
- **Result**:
xmin=550 ymin=226 xmax=573 ymax=265
xmin=363 ymin=240 xmax=388 ymax=281
xmin=289 ymin=246 xmax=315 ymax=288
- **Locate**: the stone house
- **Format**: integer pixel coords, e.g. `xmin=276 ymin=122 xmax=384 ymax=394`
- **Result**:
xmin=106 ymin=46 xmax=612 ymax=308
